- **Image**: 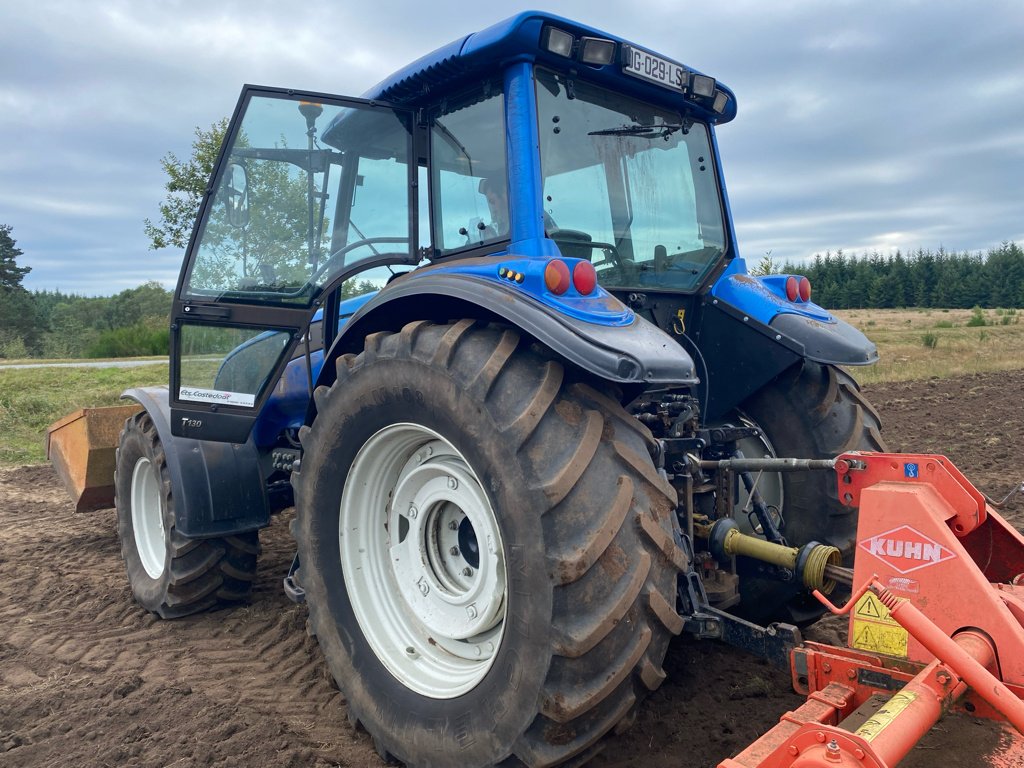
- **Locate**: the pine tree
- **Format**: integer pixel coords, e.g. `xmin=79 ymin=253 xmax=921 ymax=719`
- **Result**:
xmin=0 ymin=224 xmax=30 ymax=289
xmin=0 ymin=225 xmax=39 ymax=356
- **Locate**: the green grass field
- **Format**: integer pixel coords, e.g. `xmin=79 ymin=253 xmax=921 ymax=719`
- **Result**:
xmin=834 ymin=307 xmax=1024 ymax=385
xmin=3 ymin=308 xmax=1023 ymax=467
xmin=0 ymin=363 xmax=168 ymax=466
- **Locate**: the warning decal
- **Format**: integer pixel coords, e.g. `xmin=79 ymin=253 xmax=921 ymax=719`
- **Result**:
xmin=855 ymin=593 xmax=896 ymax=625
xmin=851 ymin=593 xmax=908 ymax=658
xmin=852 ymin=622 xmax=909 ymax=658
xmin=856 ymin=691 xmax=918 ymax=742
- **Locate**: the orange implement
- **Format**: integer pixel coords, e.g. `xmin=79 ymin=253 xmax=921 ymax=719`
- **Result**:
xmin=45 ymin=404 xmax=140 ymax=512
xmin=721 ymin=452 xmax=1024 ymax=768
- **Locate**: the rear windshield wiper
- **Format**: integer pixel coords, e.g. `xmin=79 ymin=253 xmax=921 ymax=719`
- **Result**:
xmin=588 ymin=121 xmax=689 ymax=139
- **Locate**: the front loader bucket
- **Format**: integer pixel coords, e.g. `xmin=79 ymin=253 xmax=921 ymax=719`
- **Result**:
xmin=46 ymin=405 xmax=141 ymax=512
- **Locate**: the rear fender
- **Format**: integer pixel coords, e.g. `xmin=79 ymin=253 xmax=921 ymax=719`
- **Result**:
xmin=313 ymin=273 xmax=699 ymax=397
xmin=123 ymin=386 xmax=270 ymax=537
xmin=710 ymin=272 xmax=878 ymax=366
xmin=694 ymin=274 xmax=877 ymax=420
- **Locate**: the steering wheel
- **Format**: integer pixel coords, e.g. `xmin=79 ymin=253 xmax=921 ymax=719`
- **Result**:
xmin=549 ymin=228 xmax=633 ymax=280
xmin=312 ymin=237 xmax=410 ymax=283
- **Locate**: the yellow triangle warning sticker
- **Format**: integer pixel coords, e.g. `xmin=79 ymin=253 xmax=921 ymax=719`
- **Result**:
xmin=852 ymin=619 xmax=909 ymax=658
xmin=855 ymin=592 xmax=895 ymax=624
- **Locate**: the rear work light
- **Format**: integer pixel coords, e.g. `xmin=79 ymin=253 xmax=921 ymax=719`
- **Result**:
xmin=691 ymin=74 xmax=716 ymax=98
xmin=573 ymin=261 xmax=597 ymax=295
xmin=580 ymin=37 xmax=616 ymax=65
xmin=545 ymin=260 xmax=571 ymax=295
xmin=542 ymin=27 xmax=575 ymax=58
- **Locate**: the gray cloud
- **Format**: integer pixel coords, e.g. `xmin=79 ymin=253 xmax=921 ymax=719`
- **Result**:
xmin=3 ymin=0 xmax=1022 ymax=294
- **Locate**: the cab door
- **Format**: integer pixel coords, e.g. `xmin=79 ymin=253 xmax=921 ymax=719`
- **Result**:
xmin=169 ymin=86 xmax=418 ymax=443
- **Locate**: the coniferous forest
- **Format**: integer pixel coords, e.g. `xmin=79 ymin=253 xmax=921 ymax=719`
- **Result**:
xmin=2 ymin=214 xmax=1022 ymax=359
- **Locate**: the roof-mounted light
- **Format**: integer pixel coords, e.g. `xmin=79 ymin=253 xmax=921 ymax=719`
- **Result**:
xmin=542 ymin=26 xmax=575 ymax=58
xmin=712 ymin=90 xmax=729 ymax=115
xmin=691 ymin=74 xmax=716 ymax=98
xmin=580 ymin=37 xmax=616 ymax=65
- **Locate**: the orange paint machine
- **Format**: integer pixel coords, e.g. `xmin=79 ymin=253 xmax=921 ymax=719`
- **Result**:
xmin=721 ymin=452 xmax=1024 ymax=768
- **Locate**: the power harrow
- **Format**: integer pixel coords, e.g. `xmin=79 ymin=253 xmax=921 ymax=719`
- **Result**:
xmin=720 ymin=452 xmax=1024 ymax=767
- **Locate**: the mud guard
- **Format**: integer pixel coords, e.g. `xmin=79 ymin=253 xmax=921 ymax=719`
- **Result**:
xmin=693 ymin=296 xmax=877 ymax=421
xmin=317 ymin=272 xmax=699 ymax=392
xmin=122 ymin=386 xmax=270 ymax=537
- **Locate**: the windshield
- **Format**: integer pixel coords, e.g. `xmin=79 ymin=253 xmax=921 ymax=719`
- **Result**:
xmin=536 ymin=68 xmax=726 ymax=292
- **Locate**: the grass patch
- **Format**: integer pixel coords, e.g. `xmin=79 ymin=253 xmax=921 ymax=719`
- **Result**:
xmin=4 ymin=309 xmax=1024 ymax=466
xmin=835 ymin=309 xmax=1024 ymax=385
xmin=0 ymin=363 xmax=168 ymax=466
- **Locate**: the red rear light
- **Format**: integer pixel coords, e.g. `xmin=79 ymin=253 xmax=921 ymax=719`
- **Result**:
xmin=544 ymin=260 xmax=571 ymax=295
xmin=799 ymin=276 xmax=812 ymax=303
xmin=572 ymin=261 xmax=597 ymax=295
xmin=785 ymin=275 xmax=799 ymax=302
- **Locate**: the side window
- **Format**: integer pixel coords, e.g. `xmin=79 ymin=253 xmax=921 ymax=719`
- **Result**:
xmin=184 ymin=94 xmax=414 ymax=306
xmin=430 ymin=89 xmax=507 ymax=254
xmin=179 ymin=324 xmax=291 ymax=407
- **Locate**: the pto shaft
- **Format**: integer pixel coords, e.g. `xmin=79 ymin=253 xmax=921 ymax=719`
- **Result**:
xmin=708 ymin=518 xmax=842 ymax=594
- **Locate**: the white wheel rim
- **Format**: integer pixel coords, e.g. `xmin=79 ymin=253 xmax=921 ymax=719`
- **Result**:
xmin=340 ymin=423 xmax=507 ymax=699
xmin=131 ymin=456 xmax=166 ymax=579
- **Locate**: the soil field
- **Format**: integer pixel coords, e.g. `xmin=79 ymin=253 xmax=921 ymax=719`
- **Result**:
xmin=2 ymin=369 xmax=1023 ymax=768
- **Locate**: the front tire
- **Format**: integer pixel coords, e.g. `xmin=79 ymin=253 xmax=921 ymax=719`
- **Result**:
xmin=114 ymin=411 xmax=259 ymax=618
xmin=293 ymin=320 xmax=686 ymax=768
xmin=733 ymin=361 xmax=886 ymax=624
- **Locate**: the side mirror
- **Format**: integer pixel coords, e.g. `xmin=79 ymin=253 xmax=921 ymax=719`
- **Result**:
xmin=223 ymin=162 xmax=250 ymax=228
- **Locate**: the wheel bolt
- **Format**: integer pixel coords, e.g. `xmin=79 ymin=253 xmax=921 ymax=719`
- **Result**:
xmin=408 ymin=503 xmax=418 ymax=519
xmin=448 ymin=520 xmax=459 ymax=530
xmin=462 ymin=567 xmax=474 ymax=577
xmin=450 ymin=546 xmax=460 ymax=557
xmin=447 ymin=476 xmax=459 ymax=490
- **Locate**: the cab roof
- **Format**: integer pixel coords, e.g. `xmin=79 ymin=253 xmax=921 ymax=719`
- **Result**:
xmin=362 ymin=11 xmax=737 ymax=124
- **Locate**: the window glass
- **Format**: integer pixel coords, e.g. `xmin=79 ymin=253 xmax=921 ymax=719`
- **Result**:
xmin=536 ymin=68 xmax=726 ymax=291
xmin=431 ymin=89 xmax=508 ymax=253
xmin=178 ymin=324 xmax=291 ymax=408
xmin=184 ymin=94 xmax=413 ymax=305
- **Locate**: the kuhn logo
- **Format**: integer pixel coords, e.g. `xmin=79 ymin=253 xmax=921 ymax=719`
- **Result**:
xmin=859 ymin=525 xmax=956 ymax=574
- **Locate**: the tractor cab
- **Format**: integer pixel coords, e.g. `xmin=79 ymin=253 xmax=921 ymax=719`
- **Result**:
xmin=168 ymin=12 xmax=740 ymax=445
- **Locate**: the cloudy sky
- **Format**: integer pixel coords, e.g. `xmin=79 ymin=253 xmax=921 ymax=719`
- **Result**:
xmin=3 ymin=0 xmax=1022 ymax=295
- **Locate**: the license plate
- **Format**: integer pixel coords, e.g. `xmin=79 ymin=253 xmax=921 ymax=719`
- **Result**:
xmin=622 ymin=46 xmax=686 ymax=92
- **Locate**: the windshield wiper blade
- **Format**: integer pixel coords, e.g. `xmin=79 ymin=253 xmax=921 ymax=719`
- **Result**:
xmin=588 ymin=122 xmax=687 ymax=139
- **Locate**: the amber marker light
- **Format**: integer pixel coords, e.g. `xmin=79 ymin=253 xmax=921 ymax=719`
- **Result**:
xmin=544 ymin=260 xmax=571 ymax=294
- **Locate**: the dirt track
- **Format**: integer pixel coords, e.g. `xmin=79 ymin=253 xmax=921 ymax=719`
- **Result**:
xmin=3 ymin=370 xmax=1023 ymax=767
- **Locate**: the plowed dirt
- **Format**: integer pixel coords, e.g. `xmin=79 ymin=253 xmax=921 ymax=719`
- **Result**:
xmin=2 ymin=370 xmax=1022 ymax=768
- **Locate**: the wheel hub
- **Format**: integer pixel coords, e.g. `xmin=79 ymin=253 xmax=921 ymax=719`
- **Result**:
xmin=339 ymin=423 xmax=507 ymax=698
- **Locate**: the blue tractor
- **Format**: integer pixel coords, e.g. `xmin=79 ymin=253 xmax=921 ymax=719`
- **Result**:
xmin=111 ymin=12 xmax=883 ymax=767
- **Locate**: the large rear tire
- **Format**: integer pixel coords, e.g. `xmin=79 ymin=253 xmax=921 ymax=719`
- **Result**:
xmin=733 ymin=361 xmax=886 ymax=625
xmin=114 ymin=411 xmax=259 ymax=618
xmin=293 ymin=320 xmax=686 ymax=768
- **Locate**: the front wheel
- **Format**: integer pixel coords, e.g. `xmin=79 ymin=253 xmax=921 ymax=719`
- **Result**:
xmin=114 ymin=411 xmax=259 ymax=618
xmin=732 ymin=362 xmax=886 ymax=625
xmin=293 ymin=320 xmax=687 ymax=767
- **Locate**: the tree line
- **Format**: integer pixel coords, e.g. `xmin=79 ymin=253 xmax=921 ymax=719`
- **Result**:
xmin=779 ymin=242 xmax=1024 ymax=310
xmin=4 ymin=214 xmax=1023 ymax=359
